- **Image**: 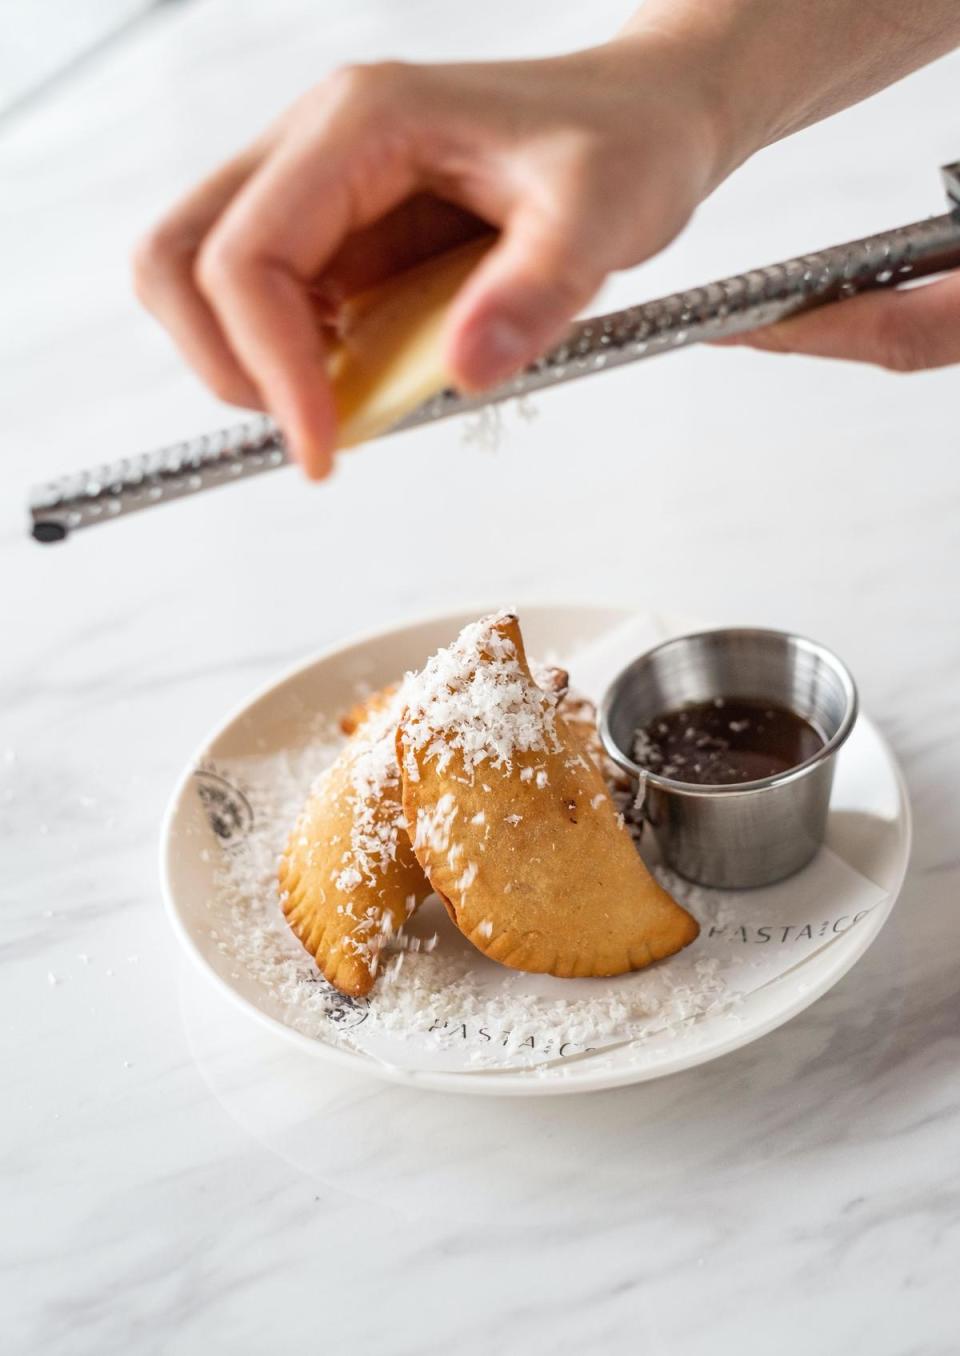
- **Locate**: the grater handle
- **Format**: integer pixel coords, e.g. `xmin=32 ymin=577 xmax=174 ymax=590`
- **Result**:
xmin=30 ymin=178 xmax=960 ymax=543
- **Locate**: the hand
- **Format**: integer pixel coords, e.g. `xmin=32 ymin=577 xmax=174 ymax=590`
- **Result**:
xmin=132 ymin=39 xmax=730 ymax=478
xmin=717 ymin=274 xmax=960 ymax=373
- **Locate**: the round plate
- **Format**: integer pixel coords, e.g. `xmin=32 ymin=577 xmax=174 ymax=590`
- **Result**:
xmin=160 ymin=604 xmax=911 ymax=1095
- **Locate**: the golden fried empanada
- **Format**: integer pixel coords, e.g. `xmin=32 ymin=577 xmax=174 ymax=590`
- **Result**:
xmin=530 ymin=662 xmax=569 ymax=701
xmin=560 ymin=689 xmax=633 ymax=797
xmin=397 ymin=613 xmax=698 ymax=977
xmin=279 ymin=700 xmax=431 ymax=996
xmin=339 ymin=683 xmax=399 ymax=736
xmin=343 ymin=671 xmax=564 ymax=738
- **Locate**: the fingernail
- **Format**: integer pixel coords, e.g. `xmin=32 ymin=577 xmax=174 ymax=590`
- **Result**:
xmin=457 ymin=315 xmax=530 ymax=389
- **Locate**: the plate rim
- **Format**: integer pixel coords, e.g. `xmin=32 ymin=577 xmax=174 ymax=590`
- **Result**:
xmin=160 ymin=602 xmax=913 ymax=1097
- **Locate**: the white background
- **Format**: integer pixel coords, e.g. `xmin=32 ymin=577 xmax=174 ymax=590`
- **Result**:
xmin=2 ymin=2 xmax=959 ymax=1352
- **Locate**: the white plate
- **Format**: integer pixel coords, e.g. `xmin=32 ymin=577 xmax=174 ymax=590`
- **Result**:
xmin=160 ymin=604 xmax=911 ymax=1096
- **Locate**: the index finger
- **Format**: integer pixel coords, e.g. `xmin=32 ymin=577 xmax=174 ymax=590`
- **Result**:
xmin=194 ymin=70 xmax=423 ymax=476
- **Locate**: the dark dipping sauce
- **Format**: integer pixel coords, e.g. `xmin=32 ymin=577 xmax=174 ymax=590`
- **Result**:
xmin=633 ymin=697 xmax=825 ymax=787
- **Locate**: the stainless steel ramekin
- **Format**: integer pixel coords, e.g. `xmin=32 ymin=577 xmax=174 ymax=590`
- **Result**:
xmin=598 ymin=628 xmax=858 ymax=889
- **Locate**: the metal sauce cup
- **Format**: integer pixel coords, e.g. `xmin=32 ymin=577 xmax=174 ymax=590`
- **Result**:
xmin=599 ymin=628 xmax=858 ymax=889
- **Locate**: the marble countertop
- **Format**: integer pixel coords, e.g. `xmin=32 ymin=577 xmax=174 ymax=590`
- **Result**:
xmin=3 ymin=2 xmax=959 ymax=1351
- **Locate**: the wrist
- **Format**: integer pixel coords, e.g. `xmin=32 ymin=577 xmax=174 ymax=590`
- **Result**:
xmin=611 ymin=7 xmax=781 ymax=190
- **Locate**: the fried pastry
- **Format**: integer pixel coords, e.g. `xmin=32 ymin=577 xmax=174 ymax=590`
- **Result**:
xmin=339 ymin=683 xmax=398 ymax=736
xmin=560 ymin=688 xmax=634 ymax=798
xmin=341 ymin=670 xmax=563 ymax=738
xmin=530 ymin=662 xmax=569 ymax=702
xmin=279 ymin=697 xmax=431 ymax=997
xmin=397 ymin=612 xmax=699 ymax=977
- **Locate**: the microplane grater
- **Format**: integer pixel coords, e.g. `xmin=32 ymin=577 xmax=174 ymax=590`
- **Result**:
xmin=28 ymin=159 xmax=960 ymax=543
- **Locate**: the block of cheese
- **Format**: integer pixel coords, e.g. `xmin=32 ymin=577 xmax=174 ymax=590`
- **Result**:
xmin=328 ymin=236 xmax=492 ymax=448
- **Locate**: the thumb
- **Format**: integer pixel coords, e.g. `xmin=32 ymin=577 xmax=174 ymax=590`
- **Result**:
xmin=715 ymin=273 xmax=960 ymax=373
xmin=444 ymin=198 xmax=607 ymax=391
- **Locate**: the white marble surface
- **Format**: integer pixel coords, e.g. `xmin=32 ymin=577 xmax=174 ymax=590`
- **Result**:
xmin=2 ymin=2 xmax=959 ymax=1352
